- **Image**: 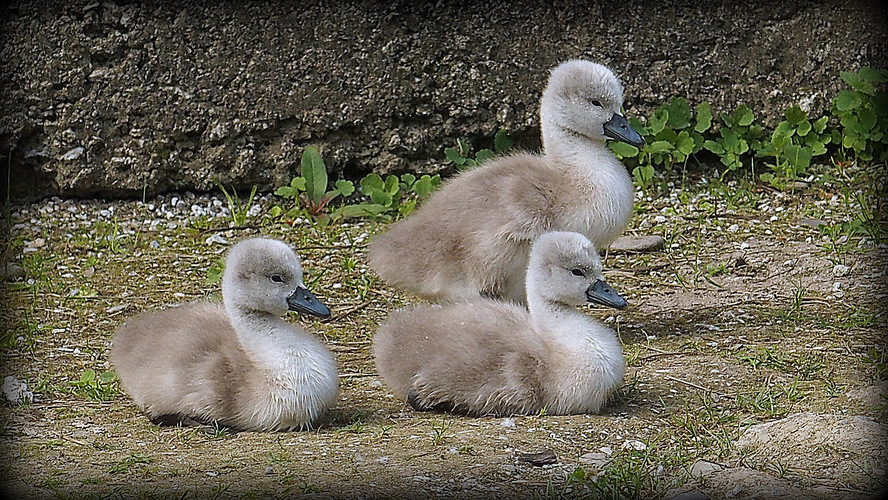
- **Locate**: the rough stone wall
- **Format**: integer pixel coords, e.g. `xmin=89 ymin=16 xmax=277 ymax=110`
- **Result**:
xmin=1 ymin=0 xmax=885 ymax=202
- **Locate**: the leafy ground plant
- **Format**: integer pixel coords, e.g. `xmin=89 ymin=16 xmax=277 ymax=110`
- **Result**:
xmin=444 ymin=128 xmax=513 ymax=169
xmin=332 ymin=172 xmax=441 ymax=220
xmin=67 ymin=369 xmax=118 ymax=401
xmin=214 ymin=181 xmax=258 ymax=226
xmin=611 ymin=98 xmax=713 ymax=188
xmin=273 ymin=146 xmax=355 ymax=221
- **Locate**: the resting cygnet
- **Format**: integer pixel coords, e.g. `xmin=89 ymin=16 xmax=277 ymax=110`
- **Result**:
xmin=373 ymin=231 xmax=628 ymax=417
xmin=369 ymin=59 xmax=644 ymax=304
xmin=110 ymin=237 xmax=338 ymax=431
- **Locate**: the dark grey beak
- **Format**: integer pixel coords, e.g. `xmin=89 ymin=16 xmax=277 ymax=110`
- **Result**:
xmin=603 ymin=113 xmax=645 ymax=148
xmin=585 ymin=279 xmax=628 ymax=310
xmin=286 ymin=286 xmax=332 ymax=318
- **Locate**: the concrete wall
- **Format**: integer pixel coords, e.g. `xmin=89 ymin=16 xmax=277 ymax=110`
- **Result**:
xmin=1 ymin=0 xmax=885 ymax=201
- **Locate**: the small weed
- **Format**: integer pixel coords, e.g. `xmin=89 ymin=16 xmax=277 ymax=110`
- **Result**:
xmin=736 ymin=383 xmax=795 ymax=419
xmin=758 ymin=106 xmax=830 ymax=187
xmin=91 ymin=219 xmax=127 ymax=254
xmin=444 ymin=128 xmax=513 ymax=170
xmin=106 ymin=453 xmax=154 ymax=474
xmin=611 ymin=98 xmax=712 ymax=189
xmin=703 ymin=104 xmax=764 ymax=177
xmin=273 ymin=146 xmax=354 ymax=221
xmin=338 ymin=421 xmax=367 ymax=434
xmin=862 ymin=347 xmax=888 ymax=381
xmin=298 ymin=482 xmax=320 ymax=494
xmin=205 ymin=256 xmax=225 ymax=286
xmin=736 ymin=347 xmax=824 ymax=379
xmin=67 ymin=369 xmax=118 ymax=401
xmin=705 ymin=260 xmax=730 ymax=277
xmin=208 ymin=482 xmax=231 ymax=499
xmin=430 ymin=419 xmax=453 ymax=445
xmin=332 ymin=172 xmax=441 ymax=221
xmin=831 ymin=67 xmax=888 ymax=162
xmin=202 ymin=420 xmax=230 ymax=439
xmin=457 ymin=444 xmax=477 ymax=456
xmin=215 ymin=181 xmax=258 ymax=226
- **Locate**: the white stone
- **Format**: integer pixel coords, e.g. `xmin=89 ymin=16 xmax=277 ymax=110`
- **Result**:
xmin=622 ymin=439 xmax=647 ymax=451
xmin=2 ymin=376 xmax=33 ymax=405
xmin=832 ymin=264 xmax=850 ymax=277
xmin=60 ymin=147 xmax=84 ymax=160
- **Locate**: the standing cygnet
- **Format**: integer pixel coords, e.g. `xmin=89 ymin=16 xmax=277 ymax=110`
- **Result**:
xmin=110 ymin=237 xmax=338 ymax=431
xmin=369 ymin=60 xmax=644 ymax=304
xmin=373 ymin=231 xmax=628 ymax=417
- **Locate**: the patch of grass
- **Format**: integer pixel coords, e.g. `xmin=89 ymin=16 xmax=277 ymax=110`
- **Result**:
xmin=338 ymin=421 xmax=367 ymax=434
xmin=735 ymin=382 xmax=799 ymax=420
xmin=668 ymin=393 xmax=737 ymax=459
xmin=67 ymin=369 xmax=119 ymax=401
xmin=862 ymin=347 xmax=888 ymax=381
xmin=430 ymin=419 xmax=453 ymax=445
xmin=547 ymin=441 xmax=687 ymax=500
xmin=457 ymin=444 xmax=477 ymax=456
xmin=106 ymin=453 xmax=154 ymax=474
xmin=736 ymin=346 xmax=825 ymax=379
xmin=215 ymin=181 xmax=259 ymax=227
xmin=201 ymin=420 xmax=230 ymax=440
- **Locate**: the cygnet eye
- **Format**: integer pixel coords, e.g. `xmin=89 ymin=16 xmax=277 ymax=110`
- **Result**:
xmin=589 ymin=98 xmax=602 ymax=107
xmin=270 ymin=274 xmax=285 ymax=283
xmin=570 ymin=268 xmax=586 ymax=277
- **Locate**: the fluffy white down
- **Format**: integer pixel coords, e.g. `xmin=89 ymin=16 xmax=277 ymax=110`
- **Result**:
xmin=373 ymin=231 xmax=626 ymax=416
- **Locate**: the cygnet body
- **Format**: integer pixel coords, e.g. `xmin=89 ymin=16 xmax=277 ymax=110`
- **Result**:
xmin=110 ymin=238 xmax=338 ymax=431
xmin=369 ymin=60 xmax=643 ymax=304
xmin=373 ymin=231 xmax=627 ymax=417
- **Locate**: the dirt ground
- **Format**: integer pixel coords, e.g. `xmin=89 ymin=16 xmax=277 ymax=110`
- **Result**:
xmin=1 ymin=174 xmax=886 ymax=499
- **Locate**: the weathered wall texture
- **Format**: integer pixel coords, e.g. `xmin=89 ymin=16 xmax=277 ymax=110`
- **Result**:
xmin=1 ymin=0 xmax=885 ymax=201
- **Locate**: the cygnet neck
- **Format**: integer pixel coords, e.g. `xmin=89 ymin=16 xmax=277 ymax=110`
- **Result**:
xmin=225 ymin=300 xmax=293 ymax=364
xmin=525 ymin=277 xmax=585 ymax=334
xmin=540 ymin=117 xmax=611 ymax=171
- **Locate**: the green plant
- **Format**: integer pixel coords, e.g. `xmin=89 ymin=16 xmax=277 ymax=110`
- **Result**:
xmin=430 ymin=419 xmax=452 ymax=445
xmin=831 ymin=67 xmax=888 ymax=161
xmin=338 ymin=421 xmax=368 ymax=434
xmin=332 ymin=172 xmax=441 ymax=220
xmin=203 ymin=420 xmax=230 ymax=439
xmin=613 ymin=99 xmax=713 ymax=188
xmin=702 ymin=104 xmax=764 ymax=176
xmin=106 ymin=453 xmax=153 ymax=474
xmin=205 ymin=256 xmax=225 ymax=286
xmin=444 ymin=129 xmax=513 ymax=170
xmin=91 ymin=219 xmax=126 ymax=253
xmin=862 ymin=347 xmax=888 ymax=381
xmin=214 ymin=181 xmax=258 ymax=226
xmin=67 ymin=369 xmax=118 ymax=401
xmin=758 ymin=106 xmax=830 ymax=187
xmin=273 ymin=146 xmax=355 ymax=220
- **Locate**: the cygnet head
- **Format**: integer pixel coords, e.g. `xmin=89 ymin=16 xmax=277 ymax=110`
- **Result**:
xmin=526 ymin=231 xmax=628 ymax=310
xmin=221 ymin=238 xmax=331 ymax=319
xmin=540 ymin=59 xmax=644 ymax=148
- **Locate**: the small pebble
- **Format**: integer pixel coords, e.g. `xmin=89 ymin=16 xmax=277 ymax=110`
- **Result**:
xmin=622 ymin=439 xmax=647 ymax=451
xmin=832 ymin=264 xmax=850 ymax=277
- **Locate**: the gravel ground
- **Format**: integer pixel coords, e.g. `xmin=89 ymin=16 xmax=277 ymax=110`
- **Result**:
xmin=1 ymin=174 xmax=887 ymax=499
